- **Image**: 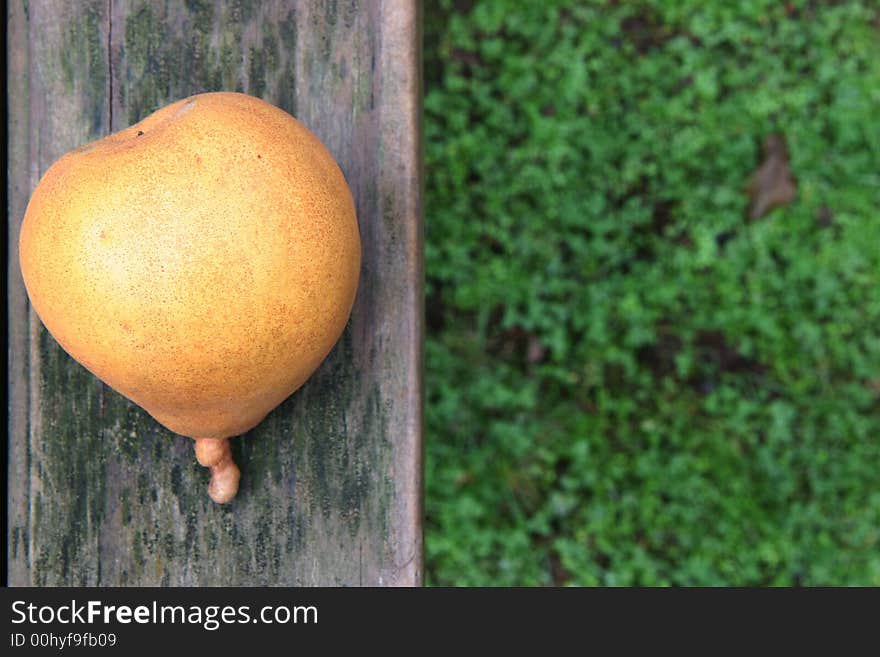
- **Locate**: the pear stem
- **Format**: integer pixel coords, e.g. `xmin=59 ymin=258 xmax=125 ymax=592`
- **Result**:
xmin=194 ymin=437 xmax=241 ymax=504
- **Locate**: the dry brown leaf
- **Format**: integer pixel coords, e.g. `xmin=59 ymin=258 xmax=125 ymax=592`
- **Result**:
xmin=746 ymin=134 xmax=797 ymax=220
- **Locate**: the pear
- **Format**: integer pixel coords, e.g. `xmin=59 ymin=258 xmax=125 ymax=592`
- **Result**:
xmin=19 ymin=92 xmax=361 ymax=503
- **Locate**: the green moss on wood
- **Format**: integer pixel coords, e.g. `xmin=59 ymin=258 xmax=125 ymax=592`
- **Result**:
xmin=228 ymin=0 xmax=257 ymax=28
xmin=279 ymin=9 xmax=297 ymax=52
xmin=184 ymin=0 xmax=214 ymax=34
xmin=120 ymin=489 xmax=132 ymax=526
xmin=33 ymin=325 xmax=110 ymax=584
xmin=263 ymin=24 xmax=280 ymax=72
xmin=249 ymin=46 xmax=266 ymax=97
xmin=324 ymin=0 xmax=339 ymax=30
xmin=59 ymin=0 xmax=106 ymax=136
xmin=122 ymin=0 xmax=304 ymax=123
xmin=277 ymin=60 xmax=297 ymax=116
xmin=123 ymin=3 xmax=165 ymax=122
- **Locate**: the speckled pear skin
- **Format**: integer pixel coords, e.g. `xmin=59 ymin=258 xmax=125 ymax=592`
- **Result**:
xmin=19 ymin=92 xmax=361 ymax=441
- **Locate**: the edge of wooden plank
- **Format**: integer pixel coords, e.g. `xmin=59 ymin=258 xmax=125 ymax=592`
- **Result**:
xmin=7 ymin=0 xmax=33 ymax=586
xmin=377 ymin=0 xmax=425 ymax=587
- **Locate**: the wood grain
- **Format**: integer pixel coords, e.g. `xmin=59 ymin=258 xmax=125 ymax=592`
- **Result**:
xmin=7 ymin=0 xmax=423 ymax=586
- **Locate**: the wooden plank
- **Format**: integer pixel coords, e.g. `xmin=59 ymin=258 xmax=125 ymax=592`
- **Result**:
xmin=7 ymin=0 xmax=423 ymax=586
xmin=7 ymin=0 xmax=34 ymax=589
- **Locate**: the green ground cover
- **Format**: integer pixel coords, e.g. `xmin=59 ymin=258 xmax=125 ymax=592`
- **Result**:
xmin=424 ymin=0 xmax=880 ymax=585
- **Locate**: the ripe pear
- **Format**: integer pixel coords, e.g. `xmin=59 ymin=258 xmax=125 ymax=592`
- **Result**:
xmin=19 ymin=92 xmax=361 ymax=503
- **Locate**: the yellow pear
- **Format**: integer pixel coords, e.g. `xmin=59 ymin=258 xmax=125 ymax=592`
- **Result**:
xmin=19 ymin=92 xmax=361 ymax=503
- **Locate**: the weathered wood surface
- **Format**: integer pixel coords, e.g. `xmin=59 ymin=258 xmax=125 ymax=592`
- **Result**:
xmin=7 ymin=0 xmax=423 ymax=586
